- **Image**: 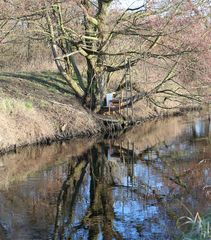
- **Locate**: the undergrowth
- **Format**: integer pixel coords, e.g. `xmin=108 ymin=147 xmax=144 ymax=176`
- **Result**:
xmin=177 ymin=209 xmax=211 ymax=240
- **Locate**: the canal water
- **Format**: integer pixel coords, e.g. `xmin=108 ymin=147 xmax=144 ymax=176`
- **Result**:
xmin=0 ymin=112 xmax=211 ymax=240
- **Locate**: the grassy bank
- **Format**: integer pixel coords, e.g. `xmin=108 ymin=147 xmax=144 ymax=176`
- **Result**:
xmin=0 ymin=71 xmax=101 ymax=153
xmin=0 ymin=71 xmax=201 ymax=154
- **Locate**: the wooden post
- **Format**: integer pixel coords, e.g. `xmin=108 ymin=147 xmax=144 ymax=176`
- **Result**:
xmin=118 ymin=99 xmax=120 ymax=114
xmin=128 ymin=59 xmax=134 ymax=119
xmin=125 ymin=59 xmax=129 ymax=118
xmin=132 ymin=142 xmax=135 ymax=187
xmin=120 ymin=89 xmax=123 ymax=114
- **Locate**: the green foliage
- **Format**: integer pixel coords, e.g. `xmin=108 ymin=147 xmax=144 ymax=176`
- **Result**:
xmin=178 ymin=211 xmax=211 ymax=240
xmin=24 ymin=101 xmax=33 ymax=109
xmin=0 ymin=98 xmax=34 ymax=112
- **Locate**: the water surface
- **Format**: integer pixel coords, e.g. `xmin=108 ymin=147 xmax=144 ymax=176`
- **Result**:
xmin=0 ymin=112 xmax=211 ymax=240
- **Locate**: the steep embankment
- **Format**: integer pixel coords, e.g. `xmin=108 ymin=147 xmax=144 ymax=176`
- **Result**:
xmin=0 ymin=72 xmax=101 ymax=153
xmin=0 ymin=71 xmax=200 ymax=153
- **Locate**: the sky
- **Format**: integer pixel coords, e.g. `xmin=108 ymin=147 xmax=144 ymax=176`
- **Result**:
xmin=117 ymin=0 xmax=144 ymax=9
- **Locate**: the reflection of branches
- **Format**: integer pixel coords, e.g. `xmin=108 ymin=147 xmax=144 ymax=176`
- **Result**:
xmin=0 ymin=223 xmax=7 ymax=240
xmin=82 ymin=145 xmax=123 ymax=240
xmin=53 ymin=156 xmax=89 ymax=240
xmin=53 ymin=139 xmax=197 ymax=239
xmin=111 ymin=142 xmax=189 ymax=193
xmin=53 ymin=144 xmax=123 ymax=240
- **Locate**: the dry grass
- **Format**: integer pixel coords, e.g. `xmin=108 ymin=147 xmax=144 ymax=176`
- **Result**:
xmin=18 ymin=60 xmax=58 ymax=72
xmin=0 ymin=97 xmax=55 ymax=151
xmin=0 ymin=72 xmax=101 ymax=153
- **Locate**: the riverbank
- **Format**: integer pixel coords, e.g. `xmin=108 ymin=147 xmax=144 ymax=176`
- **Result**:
xmin=0 ymin=71 xmax=201 ymax=154
xmin=0 ymin=72 xmax=102 ymax=153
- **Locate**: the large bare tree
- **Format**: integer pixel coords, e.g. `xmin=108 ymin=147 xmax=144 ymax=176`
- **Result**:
xmin=1 ymin=0 xmax=210 ymax=112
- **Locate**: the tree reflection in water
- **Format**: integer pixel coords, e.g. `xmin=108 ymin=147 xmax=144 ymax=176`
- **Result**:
xmin=53 ymin=144 xmax=124 ymax=240
xmin=52 ymin=141 xmax=179 ymax=240
xmin=52 ymin=115 xmax=211 ymax=239
xmin=1 ymin=114 xmax=211 ymax=239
